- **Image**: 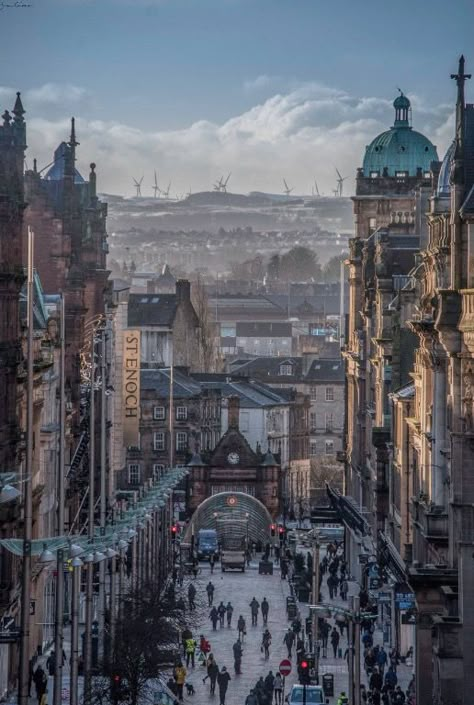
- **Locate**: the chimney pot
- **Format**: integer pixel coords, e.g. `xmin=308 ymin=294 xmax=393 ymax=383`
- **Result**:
xmin=228 ymin=395 xmax=240 ymax=429
xmin=176 ymin=279 xmax=191 ymax=303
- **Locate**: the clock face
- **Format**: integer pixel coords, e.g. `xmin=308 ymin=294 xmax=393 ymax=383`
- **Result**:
xmin=227 ymin=452 xmax=240 ymax=465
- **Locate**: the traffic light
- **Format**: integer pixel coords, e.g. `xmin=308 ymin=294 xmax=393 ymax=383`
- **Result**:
xmin=299 ymin=660 xmax=310 ymax=685
xmin=270 ymin=524 xmax=276 ymax=537
xmin=171 ymin=524 xmax=178 ymax=541
xmin=278 ymin=526 xmax=285 ymax=542
xmin=111 ymin=674 xmax=122 ymax=705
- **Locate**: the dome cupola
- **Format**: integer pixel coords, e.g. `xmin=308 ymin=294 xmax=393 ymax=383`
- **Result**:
xmin=362 ymin=91 xmax=438 ymax=178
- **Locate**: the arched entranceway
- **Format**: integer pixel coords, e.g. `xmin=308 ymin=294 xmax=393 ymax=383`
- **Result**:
xmin=185 ymin=492 xmax=273 ymax=546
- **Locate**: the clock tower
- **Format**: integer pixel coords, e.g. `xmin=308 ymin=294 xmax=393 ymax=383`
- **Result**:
xmin=187 ymin=396 xmax=280 ymax=516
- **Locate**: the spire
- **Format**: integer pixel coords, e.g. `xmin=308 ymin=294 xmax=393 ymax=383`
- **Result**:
xmin=12 ymin=92 xmax=25 ymax=122
xmin=69 ymin=117 xmax=79 ymax=149
xmin=451 ymin=55 xmax=471 ymax=150
xmin=450 ymin=55 xmax=471 ymax=185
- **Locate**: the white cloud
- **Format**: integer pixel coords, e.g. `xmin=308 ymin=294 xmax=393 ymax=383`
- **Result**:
xmin=23 ymin=82 xmax=454 ymax=198
xmin=26 ymin=83 xmax=87 ymax=105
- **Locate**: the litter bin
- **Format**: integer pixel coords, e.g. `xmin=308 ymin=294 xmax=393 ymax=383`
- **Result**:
xmin=297 ymin=586 xmax=310 ymax=603
xmin=322 ymin=673 xmax=334 ymax=697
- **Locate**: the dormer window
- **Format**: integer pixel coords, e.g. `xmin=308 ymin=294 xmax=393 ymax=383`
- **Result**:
xmin=279 ymin=363 xmax=293 ymax=376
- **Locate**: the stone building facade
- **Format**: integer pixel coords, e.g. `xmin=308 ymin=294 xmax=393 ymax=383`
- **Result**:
xmin=340 ymin=58 xmax=474 ymax=705
xmin=187 ymin=397 xmax=280 ymax=517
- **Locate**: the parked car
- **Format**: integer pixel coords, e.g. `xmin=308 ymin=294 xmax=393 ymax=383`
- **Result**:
xmin=286 ymin=685 xmax=324 ymax=704
xmin=316 ymin=525 xmax=344 ymax=543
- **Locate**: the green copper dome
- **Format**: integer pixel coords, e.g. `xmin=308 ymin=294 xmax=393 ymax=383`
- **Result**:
xmin=363 ymin=93 xmax=438 ymax=177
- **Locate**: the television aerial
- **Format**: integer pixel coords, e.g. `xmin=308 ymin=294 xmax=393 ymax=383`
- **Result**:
xmin=132 ymin=176 xmax=143 ymax=198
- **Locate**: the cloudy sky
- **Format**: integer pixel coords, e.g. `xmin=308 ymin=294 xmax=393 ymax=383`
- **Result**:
xmin=0 ymin=0 xmax=472 ymax=197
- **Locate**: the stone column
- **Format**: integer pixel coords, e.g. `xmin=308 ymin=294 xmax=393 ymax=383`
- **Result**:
xmin=415 ymin=612 xmax=434 ymax=705
xmin=432 ymin=348 xmax=447 ymax=507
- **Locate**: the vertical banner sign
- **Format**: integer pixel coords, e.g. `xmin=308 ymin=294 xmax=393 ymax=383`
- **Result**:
xmin=123 ymin=330 xmax=141 ymax=446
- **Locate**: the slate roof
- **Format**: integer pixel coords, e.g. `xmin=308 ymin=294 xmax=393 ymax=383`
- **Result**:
xmin=141 ymin=368 xmax=201 ymax=398
xmin=305 ymin=358 xmax=345 ymax=382
xmin=128 ymin=293 xmax=177 ymax=327
xmin=230 ymin=356 xmax=303 ymax=380
xmin=192 ymin=374 xmax=289 ymax=407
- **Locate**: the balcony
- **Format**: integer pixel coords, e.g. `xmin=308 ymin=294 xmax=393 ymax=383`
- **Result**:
xmin=414 ymin=499 xmax=449 ymax=543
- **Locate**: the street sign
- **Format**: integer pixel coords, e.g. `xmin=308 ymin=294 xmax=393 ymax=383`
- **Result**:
xmin=395 ymin=581 xmax=415 ymax=609
xmin=279 ymin=659 xmax=292 ymax=677
xmin=378 ymin=591 xmax=391 ymax=604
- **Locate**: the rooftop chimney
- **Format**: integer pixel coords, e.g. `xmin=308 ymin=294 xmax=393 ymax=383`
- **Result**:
xmin=176 ymin=279 xmax=191 ymax=304
xmin=228 ymin=395 xmax=240 ymax=429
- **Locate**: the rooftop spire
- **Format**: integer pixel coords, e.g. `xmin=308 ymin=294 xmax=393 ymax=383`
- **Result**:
xmin=451 ymin=55 xmax=471 ymax=149
xmin=12 ymin=92 xmax=25 ymax=121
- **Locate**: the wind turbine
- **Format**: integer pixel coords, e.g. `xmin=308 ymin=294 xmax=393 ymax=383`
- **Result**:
xmin=222 ymin=172 xmax=231 ymax=193
xmin=152 ymin=171 xmax=160 ymax=198
xmin=283 ymin=178 xmax=293 ymax=198
xmin=161 ymin=181 xmax=171 ymax=199
xmin=335 ymin=168 xmax=349 ymax=197
xmin=314 ymin=179 xmax=320 ymax=197
xmin=133 ymin=176 xmax=144 ymax=198
xmin=213 ymin=176 xmax=224 ymax=192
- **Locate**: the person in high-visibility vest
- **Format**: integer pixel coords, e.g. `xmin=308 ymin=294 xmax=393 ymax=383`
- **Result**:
xmin=337 ymin=691 xmax=349 ymax=705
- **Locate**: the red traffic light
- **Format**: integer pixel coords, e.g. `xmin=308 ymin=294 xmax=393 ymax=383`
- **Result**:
xmin=300 ymin=660 xmax=308 ymax=669
xmin=279 ymin=526 xmax=285 ymax=534
xmin=171 ymin=525 xmax=178 ymax=533
xmin=270 ymin=524 xmax=276 ymax=536
xmin=113 ymin=675 xmax=121 ymax=683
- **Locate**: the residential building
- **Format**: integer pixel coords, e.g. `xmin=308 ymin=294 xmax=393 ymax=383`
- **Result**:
xmin=122 ymin=368 xmax=221 ymax=490
xmin=127 ymin=280 xmax=200 ymax=370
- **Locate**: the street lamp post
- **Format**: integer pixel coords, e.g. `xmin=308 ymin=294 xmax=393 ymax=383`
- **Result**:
xmin=353 ymin=596 xmax=361 ymax=705
xmin=84 ymin=333 xmax=96 ymax=705
xmin=18 ymin=227 xmax=34 ymax=705
xmin=98 ymin=330 xmax=107 ymax=661
xmin=70 ymin=556 xmax=82 ymax=705
xmin=53 ymin=295 xmax=66 ymax=705
xmin=311 ymin=533 xmax=320 ymax=682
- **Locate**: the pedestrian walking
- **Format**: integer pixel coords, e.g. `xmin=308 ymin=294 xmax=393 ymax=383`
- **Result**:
xmin=217 ymin=601 xmax=226 ymax=627
xmin=245 ymin=547 xmax=252 ymax=566
xmin=250 ymin=597 xmax=260 ymax=626
xmin=188 ymin=582 xmax=196 ymax=610
xmin=336 ymin=613 xmax=347 ymax=638
xmin=330 ymin=626 xmax=340 ymax=658
xmin=174 ymin=661 xmax=187 ymax=701
xmin=33 ymin=665 xmax=47 ymax=705
xmin=261 ymin=597 xmax=269 ymax=625
xmin=181 ymin=627 xmax=192 ymax=657
xmin=273 ymin=673 xmax=283 ymax=705
xmin=206 ymin=580 xmax=215 ymax=606
xmin=226 ymin=601 xmax=234 ymax=627
xmin=340 ymin=578 xmax=349 ymax=600
xmin=199 ymin=634 xmax=211 ymax=660
xmin=283 ymin=628 xmax=295 ymax=658
xmin=185 ymin=636 xmax=197 ymax=668
xmin=320 ymin=619 xmax=330 ymax=653
xmin=237 ymin=615 xmax=246 ymax=641
xmin=261 ymin=629 xmax=272 ymax=659
xmin=337 ymin=691 xmax=349 ymax=705
xmin=245 ymin=689 xmax=259 ymax=705
xmin=264 ymin=671 xmax=275 ymax=700
xmin=210 ymin=553 xmax=216 ymax=574
xmin=377 ymin=646 xmax=387 ymax=677
xmin=384 ymin=666 xmax=398 ymax=690
xmin=217 ymin=666 xmax=231 ymax=705
xmin=210 ymin=606 xmax=219 ymax=630
xmin=233 ymin=639 xmax=243 ymax=674
xmin=203 ymin=654 xmax=218 ymax=693
xmin=369 ymin=669 xmax=383 ymax=692
xmin=392 ymin=686 xmax=406 ymax=705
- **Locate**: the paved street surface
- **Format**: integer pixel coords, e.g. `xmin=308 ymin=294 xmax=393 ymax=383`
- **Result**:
xmin=181 ymin=542 xmax=414 ymax=705
xmin=183 ymin=557 xmax=291 ymax=705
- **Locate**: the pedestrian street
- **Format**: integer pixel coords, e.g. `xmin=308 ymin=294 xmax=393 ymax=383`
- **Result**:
xmin=182 ymin=558 xmax=293 ymax=705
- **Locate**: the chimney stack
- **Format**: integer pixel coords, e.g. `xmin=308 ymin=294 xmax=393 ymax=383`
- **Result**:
xmin=228 ymin=395 xmax=240 ymax=429
xmin=176 ymin=279 xmax=191 ymax=304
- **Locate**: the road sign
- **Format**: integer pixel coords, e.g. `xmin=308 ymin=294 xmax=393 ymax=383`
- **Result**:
xmin=279 ymin=659 xmax=292 ymax=677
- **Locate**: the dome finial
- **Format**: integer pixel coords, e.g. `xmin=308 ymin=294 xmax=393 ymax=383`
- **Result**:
xmin=393 ymin=89 xmax=410 ymax=127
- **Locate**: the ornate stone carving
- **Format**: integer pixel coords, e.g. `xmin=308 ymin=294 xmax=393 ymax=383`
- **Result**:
xmin=463 ymin=365 xmax=474 ymax=432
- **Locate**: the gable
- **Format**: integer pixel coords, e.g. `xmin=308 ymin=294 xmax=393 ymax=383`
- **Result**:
xmin=209 ymin=427 xmax=259 ymax=467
